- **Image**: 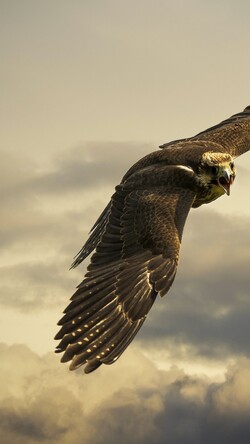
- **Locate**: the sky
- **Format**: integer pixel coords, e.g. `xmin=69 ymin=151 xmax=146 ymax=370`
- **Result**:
xmin=1 ymin=0 xmax=250 ymax=443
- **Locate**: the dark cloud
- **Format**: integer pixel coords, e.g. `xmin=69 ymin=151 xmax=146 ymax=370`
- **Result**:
xmin=2 ymin=143 xmax=152 ymax=201
xmin=34 ymin=142 xmax=152 ymax=194
xmin=1 ymin=344 xmax=250 ymax=444
xmin=0 ymin=143 xmax=152 ymax=313
xmin=140 ymin=210 xmax=250 ymax=360
xmin=1 ymin=143 xmax=151 ymax=249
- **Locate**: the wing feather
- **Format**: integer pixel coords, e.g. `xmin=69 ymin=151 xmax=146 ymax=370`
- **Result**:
xmin=55 ymin=165 xmax=197 ymax=372
xmin=160 ymin=106 xmax=250 ymax=158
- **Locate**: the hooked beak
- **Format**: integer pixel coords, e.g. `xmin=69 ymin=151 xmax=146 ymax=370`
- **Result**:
xmin=218 ymin=168 xmax=235 ymax=196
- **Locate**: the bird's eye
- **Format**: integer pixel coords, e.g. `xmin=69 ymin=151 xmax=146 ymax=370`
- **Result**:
xmin=230 ymin=162 xmax=234 ymax=170
xmin=210 ymin=166 xmax=218 ymax=174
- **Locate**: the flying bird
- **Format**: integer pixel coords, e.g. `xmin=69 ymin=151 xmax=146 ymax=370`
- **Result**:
xmin=55 ymin=106 xmax=250 ymax=373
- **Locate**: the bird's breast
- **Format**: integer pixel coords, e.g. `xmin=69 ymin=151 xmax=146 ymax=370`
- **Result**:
xmin=192 ymin=183 xmax=225 ymax=208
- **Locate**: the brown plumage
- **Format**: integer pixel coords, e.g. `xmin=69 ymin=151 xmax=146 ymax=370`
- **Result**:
xmin=55 ymin=106 xmax=250 ymax=373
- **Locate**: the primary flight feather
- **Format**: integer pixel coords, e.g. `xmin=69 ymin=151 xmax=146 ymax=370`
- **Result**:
xmin=55 ymin=106 xmax=250 ymax=373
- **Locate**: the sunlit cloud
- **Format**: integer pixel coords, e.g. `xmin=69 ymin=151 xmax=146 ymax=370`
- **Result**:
xmin=1 ymin=344 xmax=250 ymax=444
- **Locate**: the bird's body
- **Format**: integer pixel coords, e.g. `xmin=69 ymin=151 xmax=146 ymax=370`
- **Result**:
xmin=55 ymin=106 xmax=250 ymax=373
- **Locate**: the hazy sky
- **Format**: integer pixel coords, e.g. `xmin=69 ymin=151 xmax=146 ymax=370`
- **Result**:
xmin=1 ymin=1 xmax=250 ymax=443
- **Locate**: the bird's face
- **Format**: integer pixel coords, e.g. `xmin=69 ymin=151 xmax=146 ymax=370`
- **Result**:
xmin=200 ymin=152 xmax=236 ymax=196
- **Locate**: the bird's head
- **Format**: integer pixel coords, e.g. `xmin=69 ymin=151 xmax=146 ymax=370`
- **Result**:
xmin=199 ymin=152 xmax=236 ymax=196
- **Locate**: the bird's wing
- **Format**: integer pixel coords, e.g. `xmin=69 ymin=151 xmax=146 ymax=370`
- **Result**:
xmin=193 ymin=105 xmax=250 ymax=158
xmin=160 ymin=106 xmax=250 ymax=158
xmin=55 ymin=165 xmax=197 ymax=373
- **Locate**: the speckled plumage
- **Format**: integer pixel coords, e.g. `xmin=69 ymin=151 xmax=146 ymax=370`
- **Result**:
xmin=55 ymin=106 xmax=250 ymax=373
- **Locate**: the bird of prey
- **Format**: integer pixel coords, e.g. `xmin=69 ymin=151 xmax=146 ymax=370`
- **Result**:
xmin=55 ymin=106 xmax=250 ymax=373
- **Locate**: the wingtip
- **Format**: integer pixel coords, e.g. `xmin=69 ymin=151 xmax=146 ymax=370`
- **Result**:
xmin=69 ymin=259 xmax=79 ymax=270
xmin=84 ymin=359 xmax=102 ymax=373
xmin=54 ymin=348 xmax=62 ymax=354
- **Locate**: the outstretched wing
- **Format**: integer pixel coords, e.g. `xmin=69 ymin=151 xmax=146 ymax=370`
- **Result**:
xmin=160 ymin=105 xmax=250 ymax=158
xmin=194 ymin=105 xmax=250 ymax=158
xmin=55 ymin=165 xmax=198 ymax=373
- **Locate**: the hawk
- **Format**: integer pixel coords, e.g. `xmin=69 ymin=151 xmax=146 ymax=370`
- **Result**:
xmin=55 ymin=106 xmax=250 ymax=373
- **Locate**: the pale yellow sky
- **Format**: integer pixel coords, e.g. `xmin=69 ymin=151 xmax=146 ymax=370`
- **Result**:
xmin=1 ymin=0 xmax=250 ymax=156
xmin=1 ymin=2 xmax=250 ymax=442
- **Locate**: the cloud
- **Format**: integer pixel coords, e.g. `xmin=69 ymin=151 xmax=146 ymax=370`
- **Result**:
xmin=1 ymin=143 xmax=152 ymax=253
xmin=0 ymin=261 xmax=78 ymax=311
xmin=1 ymin=343 xmax=250 ymax=444
xmin=137 ymin=209 xmax=250 ymax=363
xmin=2 ymin=143 xmax=152 ymax=201
xmin=1 ymin=143 xmax=153 ymax=313
xmin=33 ymin=142 xmax=152 ymax=194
